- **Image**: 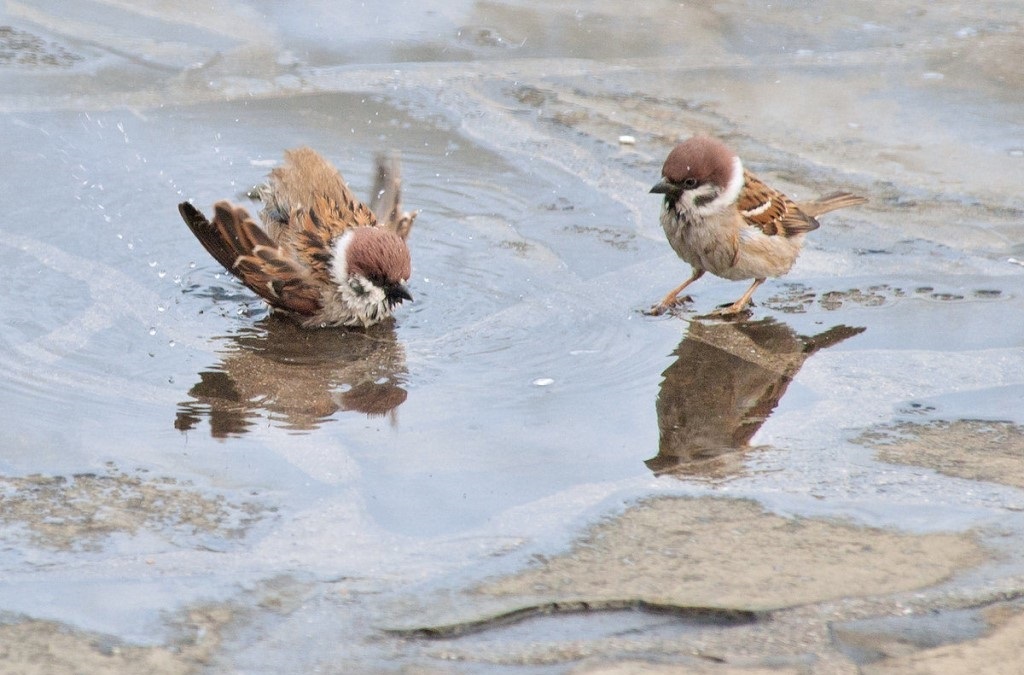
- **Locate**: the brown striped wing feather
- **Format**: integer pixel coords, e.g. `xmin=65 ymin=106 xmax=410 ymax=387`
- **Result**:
xmin=738 ymin=171 xmax=820 ymax=237
xmin=257 ymin=147 xmax=378 ymax=238
xmin=178 ymin=201 xmax=321 ymax=316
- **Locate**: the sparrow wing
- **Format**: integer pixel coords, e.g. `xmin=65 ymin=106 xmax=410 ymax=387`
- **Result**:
xmin=179 ymin=201 xmax=254 ymax=273
xmin=257 ymin=147 xmax=378 ymax=235
xmin=179 ymin=201 xmax=322 ymax=316
xmin=277 ymin=202 xmax=346 ymax=284
xmin=738 ymin=171 xmax=819 ymax=237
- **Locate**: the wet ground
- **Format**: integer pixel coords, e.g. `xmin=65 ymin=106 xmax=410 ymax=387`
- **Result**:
xmin=1 ymin=1 xmax=1023 ymax=673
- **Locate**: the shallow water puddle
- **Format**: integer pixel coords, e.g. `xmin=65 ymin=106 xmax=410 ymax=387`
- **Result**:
xmin=2 ymin=1 xmax=1024 ymax=672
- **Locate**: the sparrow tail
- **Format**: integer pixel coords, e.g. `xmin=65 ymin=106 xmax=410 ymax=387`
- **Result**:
xmin=369 ymin=152 xmax=418 ymax=241
xmin=800 ymin=192 xmax=868 ymax=218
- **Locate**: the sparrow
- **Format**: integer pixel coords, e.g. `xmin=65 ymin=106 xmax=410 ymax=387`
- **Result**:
xmin=648 ymin=135 xmax=867 ymax=316
xmin=178 ymin=147 xmax=417 ymax=328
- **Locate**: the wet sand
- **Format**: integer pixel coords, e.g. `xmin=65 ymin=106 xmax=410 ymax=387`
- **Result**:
xmin=1 ymin=1 xmax=1023 ymax=672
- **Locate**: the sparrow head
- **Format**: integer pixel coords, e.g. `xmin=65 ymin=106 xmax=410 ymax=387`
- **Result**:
xmin=331 ymin=228 xmax=413 ymax=325
xmin=650 ymin=136 xmax=743 ymax=213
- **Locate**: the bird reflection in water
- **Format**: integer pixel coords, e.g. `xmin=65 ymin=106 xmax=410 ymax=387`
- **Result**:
xmin=175 ymin=317 xmax=408 ymax=437
xmin=647 ymin=318 xmax=864 ymax=479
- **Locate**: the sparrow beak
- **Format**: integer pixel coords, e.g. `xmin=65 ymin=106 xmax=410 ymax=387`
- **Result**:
xmin=385 ymin=282 xmax=413 ymax=305
xmin=649 ymin=179 xmax=680 ymax=198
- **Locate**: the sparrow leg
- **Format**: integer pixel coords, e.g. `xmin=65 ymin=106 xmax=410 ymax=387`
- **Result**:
xmin=646 ymin=269 xmax=705 ymax=316
xmin=711 ymin=277 xmax=765 ymax=316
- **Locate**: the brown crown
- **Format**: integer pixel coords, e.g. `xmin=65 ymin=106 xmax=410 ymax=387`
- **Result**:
xmin=346 ymin=228 xmax=412 ymax=282
xmin=661 ymin=136 xmax=736 ymax=189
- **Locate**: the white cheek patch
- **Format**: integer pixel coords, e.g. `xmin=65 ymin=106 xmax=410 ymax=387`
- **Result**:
xmin=694 ymin=156 xmax=744 ymax=217
xmin=329 ymin=230 xmax=355 ymax=289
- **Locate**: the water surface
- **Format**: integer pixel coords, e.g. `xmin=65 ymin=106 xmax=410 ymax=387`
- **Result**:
xmin=1 ymin=1 xmax=1023 ymax=671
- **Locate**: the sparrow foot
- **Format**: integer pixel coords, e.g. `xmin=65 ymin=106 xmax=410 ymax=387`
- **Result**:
xmin=643 ymin=295 xmax=693 ymax=317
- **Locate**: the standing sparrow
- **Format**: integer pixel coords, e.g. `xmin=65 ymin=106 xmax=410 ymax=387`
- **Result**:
xmin=648 ymin=136 xmax=866 ymax=316
xmin=178 ymin=147 xmax=417 ymax=328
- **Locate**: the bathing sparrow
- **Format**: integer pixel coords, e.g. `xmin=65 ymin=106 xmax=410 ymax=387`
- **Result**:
xmin=179 ymin=147 xmax=416 ymax=328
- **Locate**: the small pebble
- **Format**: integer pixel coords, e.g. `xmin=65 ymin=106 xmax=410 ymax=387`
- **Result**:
xmin=532 ymin=378 xmax=555 ymax=387
xmin=617 ymin=135 xmax=636 ymax=145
